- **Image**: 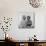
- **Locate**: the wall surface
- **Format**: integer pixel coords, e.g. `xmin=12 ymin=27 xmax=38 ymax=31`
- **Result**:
xmin=0 ymin=0 xmax=46 ymax=40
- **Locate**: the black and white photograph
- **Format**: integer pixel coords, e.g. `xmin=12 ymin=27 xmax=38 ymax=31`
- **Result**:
xmin=18 ymin=12 xmax=35 ymax=29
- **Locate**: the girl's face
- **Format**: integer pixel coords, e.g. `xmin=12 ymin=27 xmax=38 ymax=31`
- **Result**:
xmin=23 ymin=16 xmax=26 ymax=20
xmin=27 ymin=16 xmax=31 ymax=20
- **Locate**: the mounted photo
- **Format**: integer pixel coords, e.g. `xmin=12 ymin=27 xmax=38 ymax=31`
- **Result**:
xmin=17 ymin=12 xmax=35 ymax=29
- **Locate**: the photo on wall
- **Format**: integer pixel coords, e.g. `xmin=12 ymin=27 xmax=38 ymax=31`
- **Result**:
xmin=18 ymin=12 xmax=35 ymax=29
